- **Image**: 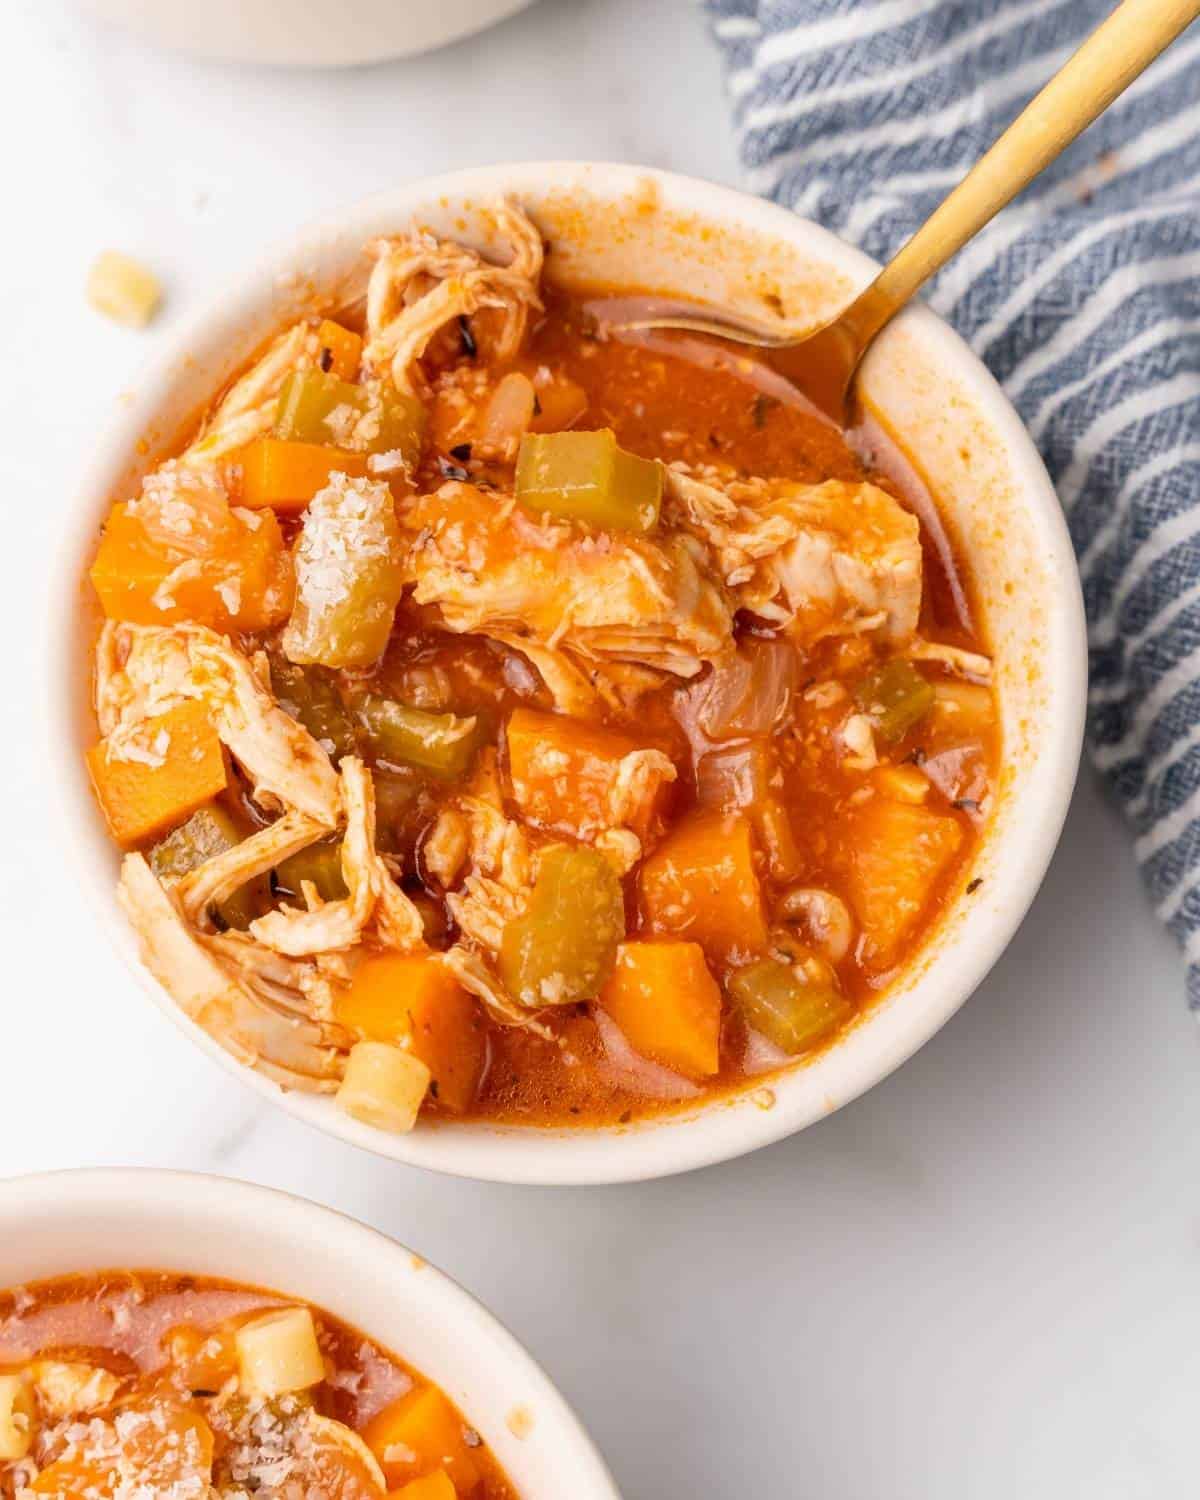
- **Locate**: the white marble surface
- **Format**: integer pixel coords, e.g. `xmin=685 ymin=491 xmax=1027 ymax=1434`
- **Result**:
xmin=4 ymin=2 xmax=1200 ymax=1495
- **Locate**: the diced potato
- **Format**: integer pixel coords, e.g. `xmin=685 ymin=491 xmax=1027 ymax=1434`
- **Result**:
xmin=282 ymin=474 xmax=405 ymax=669
xmin=335 ymin=954 xmax=487 ymax=1114
xmin=515 ymin=428 xmax=662 ymax=532
xmin=90 ymin=494 xmax=293 ymax=631
xmin=929 ymin=679 xmax=996 ymax=736
xmin=337 ymin=1040 xmax=431 ymax=1133
xmin=239 ymin=438 xmax=369 ymax=513
xmin=638 ymin=811 xmax=767 ymax=965
xmin=364 ymin=1385 xmax=482 ymax=1495
xmin=0 ymin=1374 xmax=34 ymax=1461
xmin=393 ymin=1471 xmax=458 ymax=1500
xmin=355 ymin=697 xmax=484 ymax=779
xmin=235 ymin=1308 xmax=325 ymax=1398
xmin=727 ymin=958 xmax=850 ymax=1054
xmin=854 ymin=659 xmax=934 ymax=742
xmin=505 ymin=708 xmax=673 ymax=840
xmin=842 ymin=797 xmax=964 ymax=963
xmin=87 ymin=701 xmax=228 ymax=849
xmin=86 ymin=250 xmax=161 ymax=328
xmin=500 ymin=845 xmax=626 ymax=1009
xmin=316 ymin=319 xmax=363 ymax=382
xmin=150 ymin=802 xmax=268 ymax=929
xmin=599 ymin=940 xmax=721 ymax=1078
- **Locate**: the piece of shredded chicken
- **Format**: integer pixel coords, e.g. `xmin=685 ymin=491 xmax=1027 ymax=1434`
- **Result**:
xmin=364 ymin=200 xmax=544 ymax=395
xmin=182 ymin=322 xmax=320 ymax=467
xmin=665 ymin=466 xmax=922 ymax=645
xmin=96 ymin=621 xmax=341 ymax=825
xmin=403 ymin=482 xmax=733 ymax=706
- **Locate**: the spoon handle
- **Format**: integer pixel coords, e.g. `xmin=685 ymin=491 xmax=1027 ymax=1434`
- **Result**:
xmin=846 ymin=0 xmax=1200 ymax=348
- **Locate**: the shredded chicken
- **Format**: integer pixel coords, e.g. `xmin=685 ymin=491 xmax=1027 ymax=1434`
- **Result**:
xmin=403 ymin=482 xmax=732 ymax=692
xmin=29 ymin=1362 xmax=124 ymax=1419
xmin=906 ymin=637 xmax=993 ymax=679
xmin=117 ymin=853 xmax=346 ymax=1092
xmin=182 ymin=322 xmax=319 ymax=467
xmin=364 ymin=200 xmax=543 ymax=394
xmin=665 ymin=466 xmax=922 ymax=645
xmin=250 ymin=759 xmax=424 ymax=956
xmin=96 ymin=622 xmax=341 ymax=825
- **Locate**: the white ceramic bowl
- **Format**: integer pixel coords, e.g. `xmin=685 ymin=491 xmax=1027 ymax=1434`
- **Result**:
xmin=74 ymin=0 xmax=538 ymax=66
xmin=0 ymin=1168 xmax=619 ymax=1498
xmin=52 ymin=163 xmax=1087 ymax=1185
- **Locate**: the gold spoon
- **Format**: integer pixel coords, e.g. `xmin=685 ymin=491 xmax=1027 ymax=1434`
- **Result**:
xmin=617 ymin=0 xmax=1200 ymax=426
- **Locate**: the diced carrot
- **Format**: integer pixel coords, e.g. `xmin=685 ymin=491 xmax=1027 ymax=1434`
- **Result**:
xmin=842 ymin=797 xmax=964 ymax=964
xmin=335 ymin=954 xmax=487 ymax=1115
xmin=364 ymin=1386 xmax=482 ymax=1495
xmin=316 ymin=319 xmax=363 ymax=382
xmin=239 ymin=438 xmax=369 ymax=513
xmin=86 ymin=701 xmax=228 ymax=849
xmin=505 ymin=707 xmax=673 ymax=841
xmin=391 ymin=1473 xmax=457 ymax=1500
xmin=598 ymin=940 xmax=721 ymax=1078
xmin=90 ymin=499 xmax=293 ymax=631
xmin=32 ymin=1406 xmax=213 ymax=1497
xmin=638 ymin=811 xmax=767 ymax=965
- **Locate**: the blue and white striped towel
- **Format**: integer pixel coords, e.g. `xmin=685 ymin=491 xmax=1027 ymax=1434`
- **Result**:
xmin=705 ymin=0 xmax=1200 ymax=1001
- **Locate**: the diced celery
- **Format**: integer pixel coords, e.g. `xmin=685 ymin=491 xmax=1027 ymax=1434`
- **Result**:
xmin=274 ymin=371 xmax=362 ymax=445
xmin=275 ymin=838 xmax=348 ymax=902
xmin=354 ymin=696 xmax=484 ymax=780
xmin=274 ymin=371 xmax=425 ymax=466
xmin=727 ymin=958 xmax=850 ymax=1054
xmin=365 ymin=382 xmax=426 ymax=464
xmin=269 ymin=657 xmax=359 ymax=761
xmin=372 ymin=768 xmax=428 ymax=856
xmin=149 ymin=803 xmax=267 ymax=931
xmin=854 ymin=659 xmax=935 ymax=742
xmin=515 ymin=428 xmax=662 ymax=532
xmin=499 ymin=845 xmax=625 ymax=1009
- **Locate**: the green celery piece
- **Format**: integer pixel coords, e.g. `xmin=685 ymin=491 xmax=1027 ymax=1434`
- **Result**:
xmin=274 ymin=370 xmax=363 ymax=445
xmin=499 ymin=845 xmax=625 ymax=1009
xmin=727 ymin=958 xmax=850 ymax=1055
xmin=853 ymin=659 xmax=935 ymax=743
xmin=515 ymin=428 xmax=662 ymax=532
xmin=269 ymin=657 xmax=359 ymax=762
xmin=275 ymin=838 xmax=348 ymax=903
xmin=355 ymin=696 xmax=484 ymax=780
xmin=149 ymin=803 xmax=266 ymax=931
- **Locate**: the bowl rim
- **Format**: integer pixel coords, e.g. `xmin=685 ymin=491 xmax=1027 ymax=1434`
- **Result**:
xmin=48 ymin=161 xmax=1087 ymax=1186
xmin=0 ymin=1166 xmax=621 ymax=1498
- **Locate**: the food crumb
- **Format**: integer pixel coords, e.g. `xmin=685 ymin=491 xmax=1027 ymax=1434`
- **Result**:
xmin=752 ymin=1087 xmax=776 ymax=1111
xmin=506 ymin=1404 xmax=534 ymax=1439
xmin=86 ymin=250 xmax=162 ymax=328
xmin=409 ymin=1253 xmax=426 ymax=1271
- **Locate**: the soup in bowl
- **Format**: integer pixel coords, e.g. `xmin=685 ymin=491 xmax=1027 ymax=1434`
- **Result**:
xmin=54 ymin=163 xmax=1086 ymax=1182
xmin=0 ymin=1169 xmax=618 ymax=1497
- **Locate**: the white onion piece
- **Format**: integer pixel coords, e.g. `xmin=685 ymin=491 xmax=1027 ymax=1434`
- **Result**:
xmin=480 ymin=371 xmax=536 ymax=456
xmin=691 ymin=639 xmax=798 ymax=740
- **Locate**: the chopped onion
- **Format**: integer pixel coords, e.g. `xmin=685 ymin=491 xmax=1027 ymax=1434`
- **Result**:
xmin=480 ymin=372 xmax=536 ymax=457
xmin=691 ymin=639 xmax=798 ymax=740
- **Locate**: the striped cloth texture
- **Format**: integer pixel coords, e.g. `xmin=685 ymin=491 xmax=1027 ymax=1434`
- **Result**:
xmin=704 ymin=0 xmax=1200 ymax=1002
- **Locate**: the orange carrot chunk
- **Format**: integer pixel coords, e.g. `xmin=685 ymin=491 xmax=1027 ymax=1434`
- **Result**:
xmin=89 ymin=499 xmax=293 ymax=631
xmin=842 ymin=797 xmax=964 ymax=965
xmin=505 ymin=707 xmax=673 ymax=841
xmin=239 ymin=438 xmax=369 ymax=513
xmin=638 ymin=810 xmax=767 ymax=965
xmin=335 ymin=954 xmax=487 ymax=1115
xmin=316 ymin=319 xmax=363 ymax=382
xmin=364 ymin=1386 xmax=482 ymax=1495
xmin=86 ymin=701 xmax=228 ymax=849
xmin=598 ymin=940 xmax=721 ymax=1079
